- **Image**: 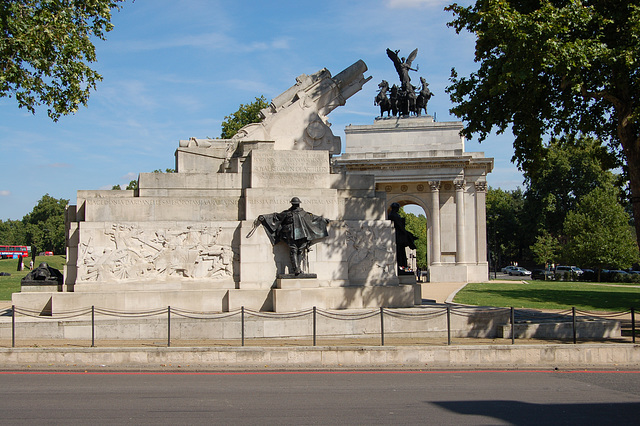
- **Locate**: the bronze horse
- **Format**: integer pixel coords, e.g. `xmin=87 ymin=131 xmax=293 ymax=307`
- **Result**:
xmin=374 ymin=80 xmax=392 ymax=117
xmin=415 ymin=77 xmax=433 ymax=116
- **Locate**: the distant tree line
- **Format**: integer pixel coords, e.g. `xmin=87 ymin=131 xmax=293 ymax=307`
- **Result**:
xmin=487 ymin=137 xmax=638 ymax=272
xmin=0 ymin=194 xmax=68 ymax=255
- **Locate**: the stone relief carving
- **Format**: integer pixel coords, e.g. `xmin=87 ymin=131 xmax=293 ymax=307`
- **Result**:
xmin=78 ymin=224 xmax=234 ymax=282
xmin=344 ymin=223 xmax=394 ymax=281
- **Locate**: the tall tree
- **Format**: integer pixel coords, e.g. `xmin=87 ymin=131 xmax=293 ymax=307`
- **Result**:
xmin=486 ymin=187 xmax=525 ymax=267
xmin=1 ymin=0 xmax=127 ymax=120
xmin=220 ymin=96 xmax=269 ymax=139
xmin=563 ymin=184 xmax=638 ymax=277
xmin=446 ymin=0 xmax=640 ymax=244
xmin=522 ymin=136 xmax=619 ymax=240
xmin=22 ymin=194 xmax=68 ymax=254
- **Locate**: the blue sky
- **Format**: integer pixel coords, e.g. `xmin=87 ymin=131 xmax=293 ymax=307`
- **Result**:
xmin=0 ymin=0 xmax=523 ymax=220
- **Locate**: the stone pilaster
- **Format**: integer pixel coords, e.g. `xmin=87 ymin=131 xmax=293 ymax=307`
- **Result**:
xmin=429 ymin=181 xmax=441 ymax=265
xmin=474 ymin=181 xmax=488 ymax=265
xmin=454 ymin=180 xmax=466 ymax=264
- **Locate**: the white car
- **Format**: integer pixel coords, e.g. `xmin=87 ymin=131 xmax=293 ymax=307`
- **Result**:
xmin=502 ymin=266 xmax=531 ymax=276
xmin=555 ymin=266 xmax=583 ymax=276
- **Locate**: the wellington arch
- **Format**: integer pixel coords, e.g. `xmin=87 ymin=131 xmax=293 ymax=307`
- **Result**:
xmin=334 ymin=115 xmax=493 ymax=283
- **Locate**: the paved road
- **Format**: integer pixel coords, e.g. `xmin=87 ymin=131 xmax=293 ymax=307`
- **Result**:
xmin=1 ymin=370 xmax=638 ymax=424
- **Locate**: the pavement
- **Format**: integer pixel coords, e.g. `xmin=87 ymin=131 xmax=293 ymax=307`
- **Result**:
xmin=419 ymin=281 xmax=469 ymax=304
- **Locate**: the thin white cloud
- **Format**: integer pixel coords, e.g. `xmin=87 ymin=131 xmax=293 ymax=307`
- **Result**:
xmin=120 ymin=172 xmax=138 ymax=181
xmin=386 ymin=0 xmax=449 ymax=8
xmin=0 ymin=190 xmax=10 ymax=196
xmin=117 ymin=32 xmax=291 ymax=54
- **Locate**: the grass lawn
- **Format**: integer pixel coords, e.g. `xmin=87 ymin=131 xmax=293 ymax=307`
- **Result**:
xmin=453 ymin=280 xmax=640 ymax=311
xmin=0 ymin=255 xmax=66 ymax=300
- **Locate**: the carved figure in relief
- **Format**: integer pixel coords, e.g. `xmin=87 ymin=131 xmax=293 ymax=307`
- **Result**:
xmin=78 ymin=224 xmax=234 ymax=282
xmin=258 ymin=197 xmax=330 ymax=276
xmin=345 ymin=224 xmax=393 ymax=280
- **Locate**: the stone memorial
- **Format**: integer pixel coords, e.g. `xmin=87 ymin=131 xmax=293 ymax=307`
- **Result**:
xmin=13 ymin=52 xmax=493 ymax=315
xmin=21 ymin=262 xmax=63 ymax=293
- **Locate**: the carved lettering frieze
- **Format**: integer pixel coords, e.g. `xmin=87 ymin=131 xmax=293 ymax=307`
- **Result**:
xmin=86 ymin=198 xmax=240 ymax=207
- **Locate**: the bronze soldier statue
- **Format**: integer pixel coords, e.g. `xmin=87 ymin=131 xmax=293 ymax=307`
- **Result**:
xmin=259 ymin=197 xmax=330 ymax=276
xmin=388 ymin=202 xmax=417 ymax=270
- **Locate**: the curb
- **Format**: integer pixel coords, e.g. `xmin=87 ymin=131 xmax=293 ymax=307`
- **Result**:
xmin=1 ymin=344 xmax=638 ymax=371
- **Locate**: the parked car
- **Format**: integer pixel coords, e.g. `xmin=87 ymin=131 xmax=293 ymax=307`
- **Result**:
xmin=505 ymin=266 xmax=531 ymax=276
xmin=501 ymin=266 xmax=518 ymax=274
xmin=555 ymin=265 xmax=583 ymax=276
xmin=531 ymin=269 xmax=553 ymax=280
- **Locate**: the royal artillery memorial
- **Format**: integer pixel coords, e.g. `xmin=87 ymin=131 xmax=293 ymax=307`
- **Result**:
xmin=13 ymin=55 xmax=493 ymax=315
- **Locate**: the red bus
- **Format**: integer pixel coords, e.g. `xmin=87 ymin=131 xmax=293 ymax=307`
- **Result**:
xmin=0 ymin=245 xmax=31 ymax=259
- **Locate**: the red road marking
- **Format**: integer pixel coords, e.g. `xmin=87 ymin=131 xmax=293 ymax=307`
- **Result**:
xmin=0 ymin=370 xmax=638 ymax=376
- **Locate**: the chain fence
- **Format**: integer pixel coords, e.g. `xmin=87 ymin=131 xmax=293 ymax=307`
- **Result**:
xmin=0 ymin=305 xmax=636 ymax=348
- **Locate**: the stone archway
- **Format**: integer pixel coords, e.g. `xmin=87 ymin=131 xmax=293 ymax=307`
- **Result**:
xmin=386 ymin=197 xmax=429 ymax=276
xmin=335 ymin=116 xmax=493 ymax=282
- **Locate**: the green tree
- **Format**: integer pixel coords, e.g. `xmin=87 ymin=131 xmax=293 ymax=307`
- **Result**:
xmin=1 ymin=0 xmax=128 ymax=120
xmin=486 ymin=187 xmax=525 ymax=268
xmin=400 ymin=208 xmax=428 ymax=269
xmin=220 ymin=96 xmax=269 ymax=139
xmin=563 ymin=185 xmax=638 ymax=279
xmin=0 ymin=219 xmax=26 ymax=245
xmin=522 ymin=136 xmax=619 ymax=242
xmin=530 ymin=231 xmax=561 ymax=269
xmin=125 ymin=180 xmax=137 ymax=190
xmin=446 ymin=0 xmax=640 ymax=245
xmin=22 ymin=194 xmax=68 ymax=254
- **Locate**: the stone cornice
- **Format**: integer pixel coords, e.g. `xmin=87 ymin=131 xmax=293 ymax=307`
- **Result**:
xmin=335 ymin=156 xmax=494 ymax=172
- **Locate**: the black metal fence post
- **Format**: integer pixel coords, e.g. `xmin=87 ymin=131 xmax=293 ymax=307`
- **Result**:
xmin=241 ymin=306 xmax=245 ymax=347
xmin=380 ymin=307 xmax=385 ymax=346
xmin=11 ymin=305 xmax=15 ymax=348
xmin=572 ymin=307 xmax=577 ymax=344
xmin=91 ymin=305 xmax=95 ymax=348
xmin=632 ymin=307 xmax=636 ymax=344
xmin=313 ymin=306 xmax=317 ymax=347
xmin=167 ymin=306 xmax=171 ymax=347
xmin=446 ymin=305 xmax=451 ymax=345
xmin=510 ymin=307 xmax=515 ymax=345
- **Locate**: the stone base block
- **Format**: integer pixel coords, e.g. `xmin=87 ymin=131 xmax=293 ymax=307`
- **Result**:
xmin=272 ymin=285 xmax=417 ymax=313
xmin=429 ymin=263 xmax=488 ymax=283
xmin=277 ymin=277 xmax=322 ymax=289
xmin=21 ymin=281 xmax=62 ymax=293
xmin=227 ymin=289 xmax=273 ymax=312
xmin=499 ymin=320 xmax=621 ymax=339
xmin=11 ymin=293 xmax=53 ymax=315
xmin=13 ymin=290 xmax=229 ymax=315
